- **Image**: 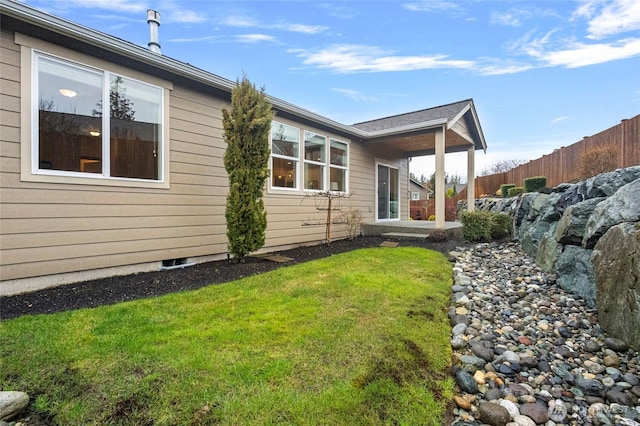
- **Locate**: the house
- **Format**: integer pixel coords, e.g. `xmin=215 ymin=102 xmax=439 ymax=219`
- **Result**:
xmin=0 ymin=0 xmax=486 ymax=295
xmin=409 ymin=178 xmax=431 ymax=220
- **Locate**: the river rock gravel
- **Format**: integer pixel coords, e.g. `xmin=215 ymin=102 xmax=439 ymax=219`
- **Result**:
xmin=449 ymin=242 xmax=640 ymax=426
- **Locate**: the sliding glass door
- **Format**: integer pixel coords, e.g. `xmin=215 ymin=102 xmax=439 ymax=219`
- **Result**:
xmin=377 ymin=164 xmax=399 ymax=220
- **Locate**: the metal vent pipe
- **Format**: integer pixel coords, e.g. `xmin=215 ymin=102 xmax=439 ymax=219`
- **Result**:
xmin=147 ymin=9 xmax=161 ymax=54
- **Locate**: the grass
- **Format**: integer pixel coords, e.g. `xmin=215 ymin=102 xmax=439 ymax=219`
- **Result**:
xmin=0 ymin=247 xmax=454 ymax=425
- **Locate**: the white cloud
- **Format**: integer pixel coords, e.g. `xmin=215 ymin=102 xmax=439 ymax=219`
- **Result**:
xmin=577 ymin=0 xmax=640 ymax=39
xmin=220 ymin=15 xmax=328 ymax=34
xmin=169 ymin=35 xmax=216 ymax=43
xmin=332 ymin=88 xmax=377 ymax=102
xmin=491 ymin=11 xmax=521 ymax=27
xmin=166 ymin=9 xmax=207 ymax=24
xmin=403 ymin=0 xmax=463 ymax=13
xmin=541 ymin=38 xmax=640 ymax=67
xmin=292 ymin=44 xmax=475 ymax=73
xmin=551 ymin=116 xmax=569 ymax=124
xmin=62 ymin=0 xmax=147 ymax=13
xmin=317 ymin=3 xmax=358 ymax=19
xmin=236 ymin=34 xmax=276 ymax=43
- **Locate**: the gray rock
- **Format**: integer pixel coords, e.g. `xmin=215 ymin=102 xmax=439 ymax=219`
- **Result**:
xmin=583 ymin=179 xmax=640 ymax=248
xmin=584 ymin=340 xmax=601 ymax=353
xmin=556 ymin=245 xmax=596 ymax=308
xmin=0 ymin=391 xmax=29 ymax=421
xmin=512 ymin=414 xmax=536 ymax=426
xmin=604 ymin=337 xmax=631 ymax=352
xmin=451 ymin=335 xmax=466 ymax=350
xmin=452 ymin=323 xmax=468 ymax=336
xmin=469 ymin=341 xmax=495 ymax=362
xmin=555 ymin=197 xmax=605 ymax=245
xmin=623 ymin=373 xmax=640 ymax=386
xmin=593 ymin=223 xmax=640 ymax=350
xmin=576 ymin=376 xmax=606 ymax=396
xmin=479 ymin=401 xmax=511 ymax=426
xmin=455 ymin=369 xmax=479 ymax=394
xmin=459 ymin=355 xmax=486 ymax=372
xmin=605 ymin=389 xmax=638 ymax=406
xmin=519 ymin=401 xmax=549 ymax=424
xmin=485 ymin=387 xmax=502 ymax=401
xmin=535 ymin=224 xmax=560 ymax=273
xmin=499 ymin=399 xmax=519 ymax=419
xmin=584 ymin=166 xmax=640 ymax=199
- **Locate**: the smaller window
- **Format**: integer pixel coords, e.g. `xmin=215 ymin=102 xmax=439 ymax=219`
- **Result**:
xmin=329 ymin=139 xmax=348 ymax=192
xmin=304 ymin=131 xmax=326 ymax=191
xmin=411 ymin=192 xmax=420 ymax=201
xmin=271 ymin=122 xmax=299 ymax=189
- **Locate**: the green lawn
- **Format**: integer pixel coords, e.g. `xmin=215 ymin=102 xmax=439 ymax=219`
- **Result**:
xmin=0 ymin=247 xmax=454 ymax=425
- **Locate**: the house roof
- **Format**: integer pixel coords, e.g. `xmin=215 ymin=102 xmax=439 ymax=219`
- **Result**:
xmin=0 ymin=0 xmax=487 ymax=156
xmin=354 ymin=100 xmax=472 ymax=132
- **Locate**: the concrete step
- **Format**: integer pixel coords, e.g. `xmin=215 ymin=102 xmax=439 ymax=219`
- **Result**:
xmin=381 ymin=232 xmax=428 ymax=240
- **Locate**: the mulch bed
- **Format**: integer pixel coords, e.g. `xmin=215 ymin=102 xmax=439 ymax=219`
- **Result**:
xmin=0 ymin=236 xmax=468 ymax=320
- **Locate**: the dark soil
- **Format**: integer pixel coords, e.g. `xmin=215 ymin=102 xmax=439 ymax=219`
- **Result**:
xmin=1 ymin=236 xmax=469 ymax=320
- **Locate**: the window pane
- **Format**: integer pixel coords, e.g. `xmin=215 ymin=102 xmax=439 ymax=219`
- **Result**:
xmin=330 ymin=140 xmax=347 ymax=166
xmin=38 ymin=56 xmax=103 ymax=173
xmin=329 ymin=167 xmax=345 ymax=192
xmin=390 ymin=167 xmax=399 ymax=219
xmin=271 ymin=123 xmax=299 ymax=157
xmin=304 ymin=132 xmax=325 ymax=162
xmin=109 ymin=75 xmax=162 ymax=180
xmin=272 ymin=157 xmax=297 ymax=188
xmin=304 ymin=163 xmax=324 ymax=190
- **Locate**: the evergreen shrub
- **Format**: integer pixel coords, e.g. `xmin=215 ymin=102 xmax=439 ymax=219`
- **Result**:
xmin=523 ymin=176 xmax=547 ymax=192
xmin=500 ymin=184 xmax=516 ymax=198
xmin=507 ymin=186 xmax=524 ymax=197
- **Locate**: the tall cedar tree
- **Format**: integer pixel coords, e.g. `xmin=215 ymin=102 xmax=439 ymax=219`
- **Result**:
xmin=222 ymin=77 xmax=274 ymax=261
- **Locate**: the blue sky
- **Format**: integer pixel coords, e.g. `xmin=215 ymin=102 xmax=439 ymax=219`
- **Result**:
xmin=23 ymin=0 xmax=640 ymax=180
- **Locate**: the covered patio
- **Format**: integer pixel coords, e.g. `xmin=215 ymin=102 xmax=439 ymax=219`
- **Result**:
xmin=354 ymin=99 xmax=487 ymax=229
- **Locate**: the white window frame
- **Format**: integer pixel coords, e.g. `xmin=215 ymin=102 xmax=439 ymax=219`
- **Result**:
xmin=303 ymin=130 xmax=327 ymax=192
xmin=329 ymin=138 xmax=349 ymax=194
xmin=17 ymin=33 xmax=172 ymax=189
xmin=32 ymin=52 xmax=164 ymax=182
xmin=411 ymin=192 xmax=420 ymax=201
xmin=268 ymin=122 xmax=350 ymax=194
xmin=270 ymin=121 xmax=300 ymax=191
xmin=376 ymin=162 xmax=401 ymax=222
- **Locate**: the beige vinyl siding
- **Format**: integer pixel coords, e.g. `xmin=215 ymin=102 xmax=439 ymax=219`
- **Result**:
xmin=0 ymin=25 xmax=407 ymax=288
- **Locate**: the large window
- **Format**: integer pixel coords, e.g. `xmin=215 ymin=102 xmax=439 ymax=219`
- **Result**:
xmin=35 ymin=53 xmax=163 ymax=181
xmin=269 ymin=122 xmax=349 ymax=192
xmin=271 ymin=122 xmax=299 ymax=189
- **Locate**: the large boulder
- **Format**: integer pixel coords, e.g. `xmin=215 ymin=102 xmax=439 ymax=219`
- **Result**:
xmin=592 ymin=222 xmax=640 ymax=350
xmin=516 ymin=192 xmax=562 ymax=257
xmin=556 ymin=245 xmax=596 ymax=308
xmin=583 ymin=179 xmax=640 ymax=248
xmin=536 ymin=223 xmax=560 ymax=273
xmin=555 ymin=198 xmax=605 ymax=245
xmin=583 ymin=165 xmax=640 ymax=199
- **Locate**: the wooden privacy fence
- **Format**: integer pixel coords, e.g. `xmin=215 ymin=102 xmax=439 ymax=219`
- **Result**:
xmin=472 ymin=114 xmax=640 ymax=197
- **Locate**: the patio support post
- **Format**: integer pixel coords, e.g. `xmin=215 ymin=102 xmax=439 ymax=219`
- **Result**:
xmin=467 ymin=146 xmax=475 ymax=212
xmin=435 ymin=127 xmax=445 ymax=228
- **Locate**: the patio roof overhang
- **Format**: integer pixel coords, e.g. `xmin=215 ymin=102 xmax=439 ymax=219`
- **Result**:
xmin=355 ymin=100 xmax=487 ymax=158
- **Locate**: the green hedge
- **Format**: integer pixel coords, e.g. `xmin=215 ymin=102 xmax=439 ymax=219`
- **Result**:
xmin=460 ymin=211 xmax=512 ymax=242
xmin=524 ymin=176 xmax=547 ymax=192
xmin=507 ymin=186 xmax=524 ymax=197
xmin=500 ymin=184 xmax=516 ymax=198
